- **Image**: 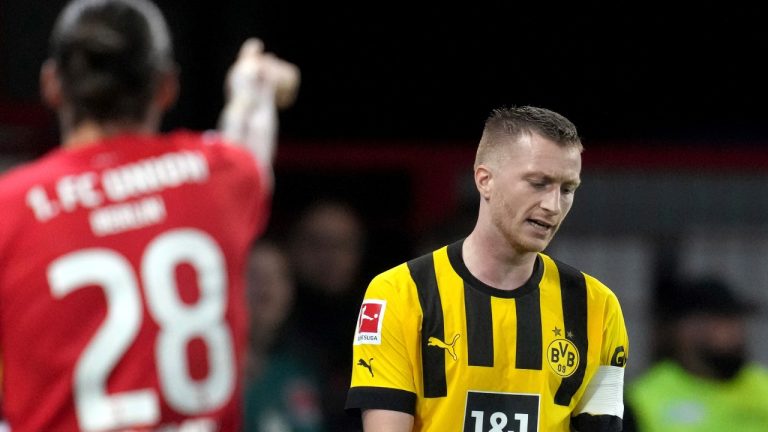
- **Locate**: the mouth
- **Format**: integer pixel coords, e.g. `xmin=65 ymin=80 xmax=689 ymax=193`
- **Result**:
xmin=527 ymin=218 xmax=554 ymax=231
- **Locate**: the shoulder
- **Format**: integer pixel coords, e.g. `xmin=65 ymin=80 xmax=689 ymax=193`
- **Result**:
xmin=0 ymin=151 xmax=65 ymax=201
xmin=170 ymin=130 xmax=259 ymax=169
xmin=540 ymin=253 xmax=621 ymax=304
xmin=582 ymin=272 xmax=622 ymax=309
xmin=167 ymin=131 xmax=264 ymax=193
xmin=368 ymin=262 xmax=413 ymax=292
xmin=0 ymin=163 xmax=30 ymax=200
xmin=366 ymin=247 xmax=446 ymax=296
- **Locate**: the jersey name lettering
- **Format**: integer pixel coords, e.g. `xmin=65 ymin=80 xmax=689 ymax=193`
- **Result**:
xmin=26 ymin=150 xmax=209 ymax=223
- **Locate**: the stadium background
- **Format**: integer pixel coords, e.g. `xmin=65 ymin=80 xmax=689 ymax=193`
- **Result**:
xmin=2 ymin=0 xmax=768 ymax=377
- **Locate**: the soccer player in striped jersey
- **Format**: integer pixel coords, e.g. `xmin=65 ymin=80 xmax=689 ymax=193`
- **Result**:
xmin=346 ymin=106 xmax=628 ymax=431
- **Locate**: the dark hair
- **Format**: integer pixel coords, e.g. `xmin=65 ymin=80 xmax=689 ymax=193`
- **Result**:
xmin=658 ymin=277 xmax=758 ymax=321
xmin=475 ymin=105 xmax=582 ymax=167
xmin=50 ymin=0 xmax=174 ymax=125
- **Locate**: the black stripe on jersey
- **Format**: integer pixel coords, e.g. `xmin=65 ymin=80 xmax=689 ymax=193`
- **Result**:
xmin=408 ymin=252 xmax=447 ymax=398
xmin=447 ymin=240 xmax=545 ymax=369
xmin=515 ymin=286 xmax=543 ymax=370
xmin=447 ymin=240 xmax=542 ymax=299
xmin=571 ymin=413 xmax=622 ymax=432
xmin=345 ymin=386 xmax=418 ymax=415
xmin=464 ymin=284 xmax=494 ymax=366
xmin=553 ymin=260 xmax=588 ymax=406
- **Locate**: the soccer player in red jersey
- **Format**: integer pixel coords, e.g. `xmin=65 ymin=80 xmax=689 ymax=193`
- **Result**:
xmin=0 ymin=0 xmax=299 ymax=430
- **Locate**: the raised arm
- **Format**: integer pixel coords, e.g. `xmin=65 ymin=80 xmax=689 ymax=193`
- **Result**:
xmin=218 ymin=38 xmax=300 ymax=189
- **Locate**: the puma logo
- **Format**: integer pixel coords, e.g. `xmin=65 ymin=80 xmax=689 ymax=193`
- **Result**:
xmin=428 ymin=334 xmax=460 ymax=361
xmin=357 ymin=358 xmax=374 ymax=377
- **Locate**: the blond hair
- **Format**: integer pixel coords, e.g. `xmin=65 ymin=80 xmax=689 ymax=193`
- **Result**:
xmin=475 ymin=106 xmax=583 ymax=168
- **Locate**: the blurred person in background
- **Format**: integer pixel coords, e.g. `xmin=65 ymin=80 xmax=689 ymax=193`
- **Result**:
xmin=624 ymin=277 xmax=768 ymax=431
xmin=289 ymin=198 xmax=366 ymax=299
xmin=243 ymin=240 xmax=325 ymax=432
xmin=0 ymin=0 xmax=298 ymax=430
xmin=346 ymin=106 xmax=629 ymax=431
xmin=287 ymin=198 xmax=366 ymax=431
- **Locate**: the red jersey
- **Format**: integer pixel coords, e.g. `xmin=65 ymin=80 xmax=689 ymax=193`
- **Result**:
xmin=0 ymin=131 xmax=268 ymax=432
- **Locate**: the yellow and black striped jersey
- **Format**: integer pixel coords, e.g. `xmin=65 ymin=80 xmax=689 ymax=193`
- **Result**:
xmin=346 ymin=239 xmax=628 ymax=432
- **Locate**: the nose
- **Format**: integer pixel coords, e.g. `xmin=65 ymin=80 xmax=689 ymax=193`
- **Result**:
xmin=540 ymin=188 xmax=561 ymax=214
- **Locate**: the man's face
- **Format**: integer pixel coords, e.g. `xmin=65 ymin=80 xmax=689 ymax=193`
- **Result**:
xmin=484 ymin=132 xmax=582 ymax=254
xmin=677 ymin=313 xmax=748 ymax=380
xmin=247 ymin=245 xmax=294 ymax=332
xmin=291 ymin=205 xmax=363 ymax=294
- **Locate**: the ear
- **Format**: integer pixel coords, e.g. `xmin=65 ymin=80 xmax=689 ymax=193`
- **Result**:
xmin=154 ymin=66 xmax=179 ymax=112
xmin=474 ymin=164 xmax=493 ymax=201
xmin=40 ymin=59 xmax=62 ymax=109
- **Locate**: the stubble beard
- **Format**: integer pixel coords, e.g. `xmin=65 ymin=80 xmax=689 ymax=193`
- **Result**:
xmin=491 ymin=204 xmax=554 ymax=256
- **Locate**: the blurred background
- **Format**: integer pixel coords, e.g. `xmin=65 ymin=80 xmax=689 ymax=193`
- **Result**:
xmin=3 ymin=0 xmax=768 ymax=405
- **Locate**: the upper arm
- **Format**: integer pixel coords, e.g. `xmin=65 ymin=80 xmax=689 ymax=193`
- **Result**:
xmin=573 ymin=290 xmax=628 ymax=431
xmin=600 ymin=292 xmax=629 ymax=368
xmin=362 ymin=409 xmax=414 ymax=432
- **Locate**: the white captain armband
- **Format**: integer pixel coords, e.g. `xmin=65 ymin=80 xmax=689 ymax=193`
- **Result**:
xmin=574 ymin=365 xmax=625 ymax=417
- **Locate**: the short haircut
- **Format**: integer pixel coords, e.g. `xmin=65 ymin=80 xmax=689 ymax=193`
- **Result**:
xmin=475 ymin=106 xmax=583 ymax=168
xmin=50 ymin=0 xmax=174 ymax=125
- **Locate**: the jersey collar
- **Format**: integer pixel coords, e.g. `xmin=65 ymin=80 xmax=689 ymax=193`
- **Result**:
xmin=446 ymin=238 xmax=543 ymax=299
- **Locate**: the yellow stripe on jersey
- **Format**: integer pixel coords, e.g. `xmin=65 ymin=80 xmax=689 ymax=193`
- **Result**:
xmin=346 ymin=239 xmax=629 ymax=432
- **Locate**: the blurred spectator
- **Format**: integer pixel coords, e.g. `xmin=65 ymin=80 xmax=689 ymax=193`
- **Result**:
xmin=289 ymin=199 xmax=365 ymax=296
xmin=243 ymin=240 xmax=325 ymax=432
xmin=287 ymin=199 xmax=366 ymax=431
xmin=624 ymin=277 xmax=768 ymax=431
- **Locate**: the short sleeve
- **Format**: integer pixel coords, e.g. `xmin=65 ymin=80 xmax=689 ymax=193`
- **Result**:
xmin=601 ymin=293 xmax=629 ymax=369
xmin=346 ymin=266 xmax=418 ymax=415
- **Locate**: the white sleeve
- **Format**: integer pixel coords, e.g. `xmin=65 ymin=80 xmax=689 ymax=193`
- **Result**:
xmin=218 ymin=39 xmax=283 ymax=189
xmin=218 ymin=68 xmax=278 ymax=187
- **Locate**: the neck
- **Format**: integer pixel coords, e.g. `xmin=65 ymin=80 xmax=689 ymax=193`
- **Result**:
xmin=463 ymin=226 xmax=537 ymax=291
xmin=61 ymin=117 xmax=157 ymax=149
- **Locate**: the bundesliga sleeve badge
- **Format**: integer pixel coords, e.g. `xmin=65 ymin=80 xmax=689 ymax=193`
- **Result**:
xmin=354 ymin=300 xmax=386 ymax=345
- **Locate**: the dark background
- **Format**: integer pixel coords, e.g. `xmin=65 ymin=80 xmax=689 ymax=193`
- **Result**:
xmin=5 ymin=0 xmax=768 ymax=261
xmin=3 ymin=0 xmax=768 ymax=151
xmin=3 ymin=0 xmax=768 ymax=273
